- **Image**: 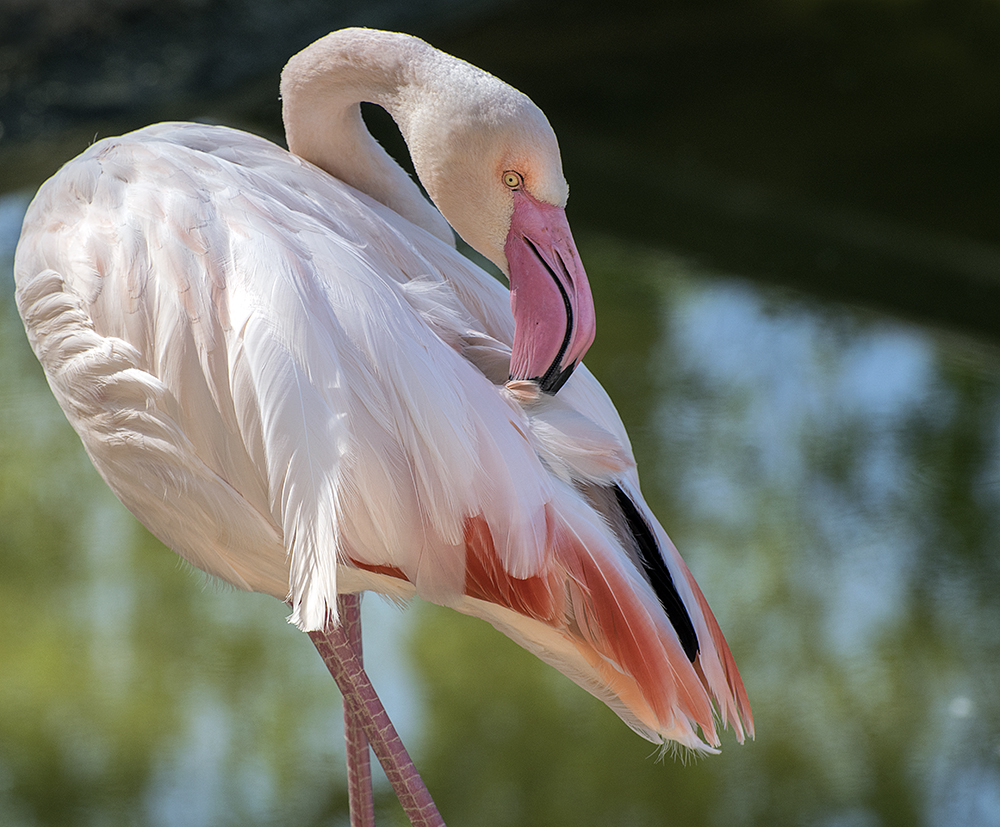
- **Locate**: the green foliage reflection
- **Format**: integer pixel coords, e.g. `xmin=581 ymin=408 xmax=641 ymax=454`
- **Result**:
xmin=3 ymin=214 xmax=999 ymax=825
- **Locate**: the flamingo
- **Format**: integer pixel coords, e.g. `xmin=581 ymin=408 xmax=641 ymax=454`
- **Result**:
xmin=14 ymin=28 xmax=753 ymax=826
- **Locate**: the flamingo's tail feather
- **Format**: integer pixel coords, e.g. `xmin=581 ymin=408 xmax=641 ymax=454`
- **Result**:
xmin=455 ymin=482 xmax=753 ymax=751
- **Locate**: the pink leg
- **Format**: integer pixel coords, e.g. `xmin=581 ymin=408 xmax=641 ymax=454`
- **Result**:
xmin=309 ymin=605 xmax=446 ymax=827
xmin=338 ymin=593 xmax=375 ymax=827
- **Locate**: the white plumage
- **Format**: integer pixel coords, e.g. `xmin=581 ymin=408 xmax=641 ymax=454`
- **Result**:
xmin=15 ymin=28 xmax=751 ymax=771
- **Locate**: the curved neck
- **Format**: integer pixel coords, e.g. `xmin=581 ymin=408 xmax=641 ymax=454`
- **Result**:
xmin=279 ymin=29 xmax=454 ymax=246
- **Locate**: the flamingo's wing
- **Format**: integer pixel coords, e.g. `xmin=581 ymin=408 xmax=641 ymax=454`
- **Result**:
xmin=13 ymin=121 xmax=549 ymax=620
xmin=15 ymin=122 xmax=751 ymax=751
xmin=14 ymin=126 xmax=291 ymax=597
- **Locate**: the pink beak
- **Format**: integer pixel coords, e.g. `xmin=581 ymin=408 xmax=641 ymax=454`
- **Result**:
xmin=504 ymin=190 xmax=596 ymax=394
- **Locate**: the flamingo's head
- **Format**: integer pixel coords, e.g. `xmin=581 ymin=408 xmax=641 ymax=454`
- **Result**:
xmin=406 ymin=67 xmax=596 ymax=394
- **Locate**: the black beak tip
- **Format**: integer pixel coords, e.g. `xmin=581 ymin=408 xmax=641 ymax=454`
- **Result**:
xmin=510 ymin=361 xmax=576 ymax=395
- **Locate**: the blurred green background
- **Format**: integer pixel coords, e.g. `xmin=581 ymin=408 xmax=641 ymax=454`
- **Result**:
xmin=2 ymin=1 xmax=999 ymax=825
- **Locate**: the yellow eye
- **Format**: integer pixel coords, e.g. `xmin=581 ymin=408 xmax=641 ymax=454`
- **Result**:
xmin=503 ymin=171 xmax=523 ymax=190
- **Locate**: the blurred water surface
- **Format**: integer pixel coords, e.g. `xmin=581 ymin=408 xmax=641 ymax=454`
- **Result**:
xmin=2 ymin=123 xmax=999 ymax=827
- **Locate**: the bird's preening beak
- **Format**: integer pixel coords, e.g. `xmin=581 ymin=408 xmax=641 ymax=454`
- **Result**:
xmin=505 ymin=190 xmax=596 ymax=394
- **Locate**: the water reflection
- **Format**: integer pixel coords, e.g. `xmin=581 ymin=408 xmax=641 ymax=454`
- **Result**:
xmin=2 ymin=186 xmax=999 ymax=826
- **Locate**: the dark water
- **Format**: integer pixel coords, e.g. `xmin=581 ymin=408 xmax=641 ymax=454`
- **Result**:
xmin=3 ymin=187 xmax=998 ymax=825
xmin=2 ymin=3 xmax=1000 ymax=824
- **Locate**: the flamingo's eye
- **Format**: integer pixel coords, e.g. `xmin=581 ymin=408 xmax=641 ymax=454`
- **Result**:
xmin=502 ymin=171 xmax=523 ymax=190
